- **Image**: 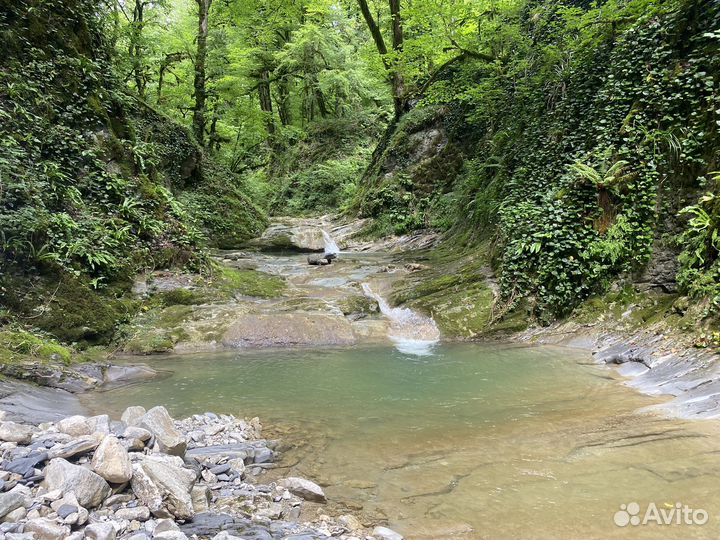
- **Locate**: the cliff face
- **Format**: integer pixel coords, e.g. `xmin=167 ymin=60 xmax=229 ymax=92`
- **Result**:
xmin=358 ymin=0 xmax=720 ymax=333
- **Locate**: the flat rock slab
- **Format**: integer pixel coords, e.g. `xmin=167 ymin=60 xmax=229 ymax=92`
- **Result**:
xmin=222 ymin=313 xmax=355 ymax=348
xmin=0 ymin=380 xmax=86 ymax=424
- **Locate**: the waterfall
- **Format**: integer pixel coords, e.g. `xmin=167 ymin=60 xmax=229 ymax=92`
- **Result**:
xmin=361 ymin=283 xmax=440 ymax=356
xmin=321 ymin=229 xmax=340 ymax=255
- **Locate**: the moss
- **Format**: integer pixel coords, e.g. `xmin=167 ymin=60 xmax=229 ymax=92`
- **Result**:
xmin=0 ymin=328 xmax=73 ymax=364
xmin=213 ymin=267 xmax=286 ymax=299
xmin=158 ymin=288 xmax=208 ymax=306
xmin=0 ymin=271 xmax=139 ymax=346
xmin=337 ymin=295 xmax=379 ymax=317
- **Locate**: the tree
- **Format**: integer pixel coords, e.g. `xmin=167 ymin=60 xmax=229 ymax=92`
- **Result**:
xmin=193 ymin=0 xmax=213 ymax=145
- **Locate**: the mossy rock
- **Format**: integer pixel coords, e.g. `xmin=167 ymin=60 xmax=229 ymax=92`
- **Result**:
xmin=213 ymin=268 xmax=286 ymax=299
xmin=0 ymin=328 xmax=73 ymax=364
xmin=337 ymin=295 xmax=379 ymax=317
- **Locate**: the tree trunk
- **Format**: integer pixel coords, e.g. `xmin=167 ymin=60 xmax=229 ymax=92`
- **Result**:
xmin=258 ymin=69 xmax=275 ymax=134
xmin=356 ymin=0 xmax=406 ymax=119
xmin=193 ymin=0 xmax=212 ymax=146
xmin=276 ymin=76 xmax=292 ymax=126
xmin=130 ymin=1 xmax=146 ymax=99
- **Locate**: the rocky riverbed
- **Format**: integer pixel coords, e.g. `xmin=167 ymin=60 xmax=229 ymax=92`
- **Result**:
xmin=0 ymin=405 xmax=402 ymax=540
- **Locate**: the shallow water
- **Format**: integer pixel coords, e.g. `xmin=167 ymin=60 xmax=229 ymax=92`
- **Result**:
xmin=87 ymin=343 xmax=720 ymax=539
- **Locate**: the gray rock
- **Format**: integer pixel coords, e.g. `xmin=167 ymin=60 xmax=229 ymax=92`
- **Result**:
xmin=0 ymin=486 xmax=27 ymax=519
xmin=122 ymin=426 xmax=152 ymax=442
xmin=372 ymin=526 xmax=404 ymax=540
xmin=4 ymin=452 xmax=48 ymax=476
xmin=3 ymin=506 xmax=27 ymax=522
xmin=43 ymin=458 xmax=111 ymax=508
xmin=153 ymin=532 xmax=188 ymax=540
xmin=154 ymin=518 xmax=181 ymax=533
xmin=0 ymin=421 xmax=35 ymax=444
xmin=130 ymin=455 xmax=195 ymax=519
xmin=47 ymin=434 xmax=101 ymax=459
xmin=92 ymin=435 xmax=133 ymax=483
xmin=307 ymin=255 xmax=330 ymax=266
xmin=56 ymin=503 xmax=78 ymax=519
xmin=114 ymin=505 xmax=150 ymax=521
xmin=24 ymin=518 xmax=70 ymax=540
xmin=84 ymin=522 xmax=117 ymax=540
xmin=279 ymin=477 xmax=326 ymax=503
xmin=56 ymin=415 xmax=93 ymax=437
xmin=191 ymin=485 xmax=211 ymax=513
xmin=88 ymin=414 xmax=111 ymax=434
xmin=138 ymin=407 xmax=187 ymax=457
xmin=121 ymin=406 xmax=146 ymax=427
xmin=212 ymin=533 xmax=246 ymax=540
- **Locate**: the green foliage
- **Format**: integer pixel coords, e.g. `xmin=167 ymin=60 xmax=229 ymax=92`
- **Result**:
xmin=677 ymin=174 xmax=720 ymax=310
xmin=0 ymin=327 xmax=73 ymax=364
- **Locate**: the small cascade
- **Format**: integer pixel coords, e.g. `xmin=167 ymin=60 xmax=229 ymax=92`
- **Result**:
xmin=361 ymin=283 xmax=440 ymax=356
xmin=321 ymin=229 xmax=340 ymax=255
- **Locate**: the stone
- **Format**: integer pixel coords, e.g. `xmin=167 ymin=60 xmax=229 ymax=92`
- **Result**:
xmin=191 ymin=485 xmax=211 ymax=513
xmin=88 ymin=414 xmax=111 ymax=434
xmin=24 ymin=518 xmax=70 ymax=540
xmin=122 ymin=426 xmax=152 ymax=442
xmin=130 ymin=455 xmax=195 ymax=519
xmin=253 ymin=447 xmax=273 ymax=463
xmin=0 ymin=421 xmax=35 ymax=444
xmin=56 ymin=503 xmax=78 ymax=519
xmin=47 ymin=434 xmax=101 ymax=459
xmin=153 ymin=532 xmax=188 ymax=540
xmin=121 ymin=406 xmax=146 ymax=427
xmin=154 ymin=518 xmax=181 ymax=533
xmin=372 ymin=526 xmax=404 ymax=540
xmin=43 ymin=458 xmax=111 ymax=508
xmin=338 ymin=514 xmax=362 ymax=532
xmin=222 ymin=313 xmax=355 ymax=348
xmin=4 ymin=452 xmax=48 ymax=476
xmin=84 ymin=522 xmax=117 ymax=540
xmin=114 ymin=505 xmax=150 ymax=521
xmin=138 ymin=407 xmax=187 ymax=457
xmin=3 ymin=506 xmax=27 ymax=522
xmin=56 ymin=415 xmax=93 ymax=437
xmin=279 ymin=477 xmax=326 ymax=503
xmin=212 ymin=533 xmax=245 ymax=540
xmin=307 ymin=254 xmax=330 ymax=266
xmin=0 ymin=486 xmax=27 ymax=519
xmin=92 ymin=435 xmax=133 ymax=483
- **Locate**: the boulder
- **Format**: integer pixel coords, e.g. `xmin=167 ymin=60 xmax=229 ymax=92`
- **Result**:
xmin=47 ymin=434 xmax=101 ymax=459
xmin=0 ymin=485 xmax=28 ymax=519
xmin=0 ymin=421 xmax=35 ymax=444
xmin=373 ymin=526 xmax=404 ymax=540
xmin=253 ymin=223 xmax=325 ymax=252
xmin=130 ymin=455 xmax=195 ymax=519
xmin=88 ymin=414 xmax=111 ymax=434
xmin=222 ymin=313 xmax=355 ymax=348
xmin=138 ymin=406 xmax=187 ymax=457
xmin=92 ymin=435 xmax=133 ymax=483
xmin=23 ymin=518 xmax=70 ymax=540
xmin=121 ymin=406 xmax=146 ymax=426
xmin=56 ymin=415 xmax=93 ymax=437
xmin=84 ymin=522 xmax=117 ymax=540
xmin=43 ymin=458 xmax=111 ymax=508
xmin=307 ymin=254 xmax=330 ymax=266
xmin=279 ymin=477 xmax=327 ymax=503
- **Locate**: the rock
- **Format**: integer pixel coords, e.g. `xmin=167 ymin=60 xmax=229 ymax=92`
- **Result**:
xmin=114 ymin=505 xmax=150 ymax=521
xmin=121 ymin=406 xmax=146 ymax=427
xmin=84 ymin=522 xmax=117 ymax=540
xmin=56 ymin=415 xmax=93 ymax=437
xmin=253 ymin=447 xmax=273 ymax=463
xmin=253 ymin=222 xmax=325 ymax=252
xmin=279 ymin=477 xmax=326 ymax=503
xmin=191 ymin=485 xmax=211 ymax=513
xmin=154 ymin=518 xmax=181 ymax=533
xmin=23 ymin=518 xmax=70 ymax=540
xmin=3 ymin=506 xmax=27 ymax=522
xmin=212 ymin=533 xmax=245 ymax=540
xmin=307 ymin=255 xmax=330 ymax=266
xmin=0 ymin=421 xmax=35 ymax=444
xmin=92 ymin=435 xmax=133 ymax=483
xmin=56 ymin=503 xmax=78 ymax=519
xmin=43 ymin=458 xmax=111 ymax=508
xmin=153 ymin=532 xmax=188 ymax=540
xmin=138 ymin=407 xmax=187 ymax=457
xmin=4 ymin=451 xmax=48 ymax=476
xmin=47 ymin=434 xmax=101 ymax=459
xmin=88 ymin=414 xmax=111 ymax=434
xmin=338 ymin=514 xmax=362 ymax=532
xmin=223 ymin=313 xmax=355 ymax=348
xmin=372 ymin=526 xmax=403 ymax=540
xmin=0 ymin=486 xmax=28 ymax=518
xmin=123 ymin=426 xmax=152 ymax=442
xmin=130 ymin=455 xmax=195 ymax=519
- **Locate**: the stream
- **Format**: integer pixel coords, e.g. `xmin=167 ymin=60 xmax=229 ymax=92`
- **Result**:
xmin=87 ymin=236 xmax=720 ymax=539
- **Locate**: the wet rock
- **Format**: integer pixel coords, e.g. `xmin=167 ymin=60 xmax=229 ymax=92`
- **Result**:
xmin=130 ymin=455 xmax=195 ymax=519
xmin=84 ymin=522 xmax=117 ymax=540
xmin=0 ymin=421 xmax=35 ymax=444
xmin=223 ymin=313 xmax=355 ymax=348
xmin=138 ymin=407 xmax=187 ymax=457
xmin=372 ymin=526 xmax=404 ymax=540
xmin=43 ymin=458 xmax=111 ymax=508
xmin=279 ymin=477 xmax=326 ymax=503
xmin=307 ymin=255 xmax=330 ymax=266
xmin=24 ymin=517 xmax=70 ymax=540
xmin=92 ymin=435 xmax=133 ymax=483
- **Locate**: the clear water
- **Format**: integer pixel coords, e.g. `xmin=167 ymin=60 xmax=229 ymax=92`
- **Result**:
xmin=86 ymin=343 xmax=720 ymax=539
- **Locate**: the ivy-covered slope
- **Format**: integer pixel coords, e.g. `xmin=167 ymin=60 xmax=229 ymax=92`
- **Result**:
xmin=0 ymin=0 xmax=265 ymax=345
xmin=360 ymin=0 xmax=719 ymax=329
